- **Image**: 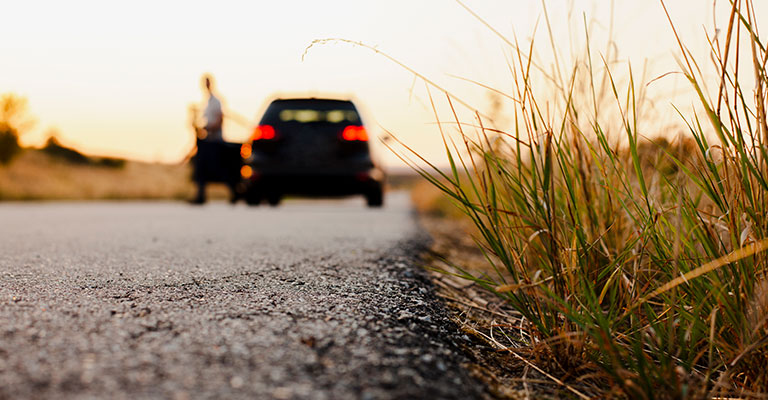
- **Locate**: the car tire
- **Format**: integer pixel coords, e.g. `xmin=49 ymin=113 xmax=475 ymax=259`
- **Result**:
xmin=266 ymin=192 xmax=282 ymax=207
xmin=365 ymin=185 xmax=384 ymax=208
xmin=245 ymin=191 xmax=262 ymax=206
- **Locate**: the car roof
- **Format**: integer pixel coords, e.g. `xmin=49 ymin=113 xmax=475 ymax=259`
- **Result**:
xmin=270 ymin=98 xmax=354 ymax=105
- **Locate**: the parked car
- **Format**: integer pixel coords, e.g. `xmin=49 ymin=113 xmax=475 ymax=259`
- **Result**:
xmin=239 ymin=98 xmax=385 ymax=207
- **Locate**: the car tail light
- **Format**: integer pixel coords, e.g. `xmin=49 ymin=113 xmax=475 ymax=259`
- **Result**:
xmin=240 ymin=165 xmax=254 ymax=179
xmin=341 ymin=126 xmax=368 ymax=141
xmin=251 ymin=125 xmax=276 ymax=141
xmin=240 ymin=143 xmax=252 ymax=158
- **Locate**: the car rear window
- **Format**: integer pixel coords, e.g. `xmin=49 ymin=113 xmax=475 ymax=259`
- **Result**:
xmin=261 ymin=99 xmax=361 ymax=125
xmin=278 ymin=109 xmax=359 ymax=124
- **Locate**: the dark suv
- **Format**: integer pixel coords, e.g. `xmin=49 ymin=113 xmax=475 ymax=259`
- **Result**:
xmin=239 ymin=98 xmax=384 ymax=207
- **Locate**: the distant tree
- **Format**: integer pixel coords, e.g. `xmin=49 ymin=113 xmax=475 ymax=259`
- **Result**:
xmin=0 ymin=94 xmax=34 ymax=165
xmin=42 ymin=130 xmax=126 ymax=169
xmin=0 ymin=129 xmax=19 ymax=165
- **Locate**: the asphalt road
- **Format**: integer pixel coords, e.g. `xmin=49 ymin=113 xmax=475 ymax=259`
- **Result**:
xmin=0 ymin=193 xmax=485 ymax=400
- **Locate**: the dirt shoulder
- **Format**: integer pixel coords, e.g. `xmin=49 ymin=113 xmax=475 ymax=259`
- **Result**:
xmin=418 ymin=215 xmax=606 ymax=400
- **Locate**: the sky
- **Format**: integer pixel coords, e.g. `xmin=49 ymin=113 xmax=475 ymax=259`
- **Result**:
xmin=1 ymin=1 xmax=764 ymax=167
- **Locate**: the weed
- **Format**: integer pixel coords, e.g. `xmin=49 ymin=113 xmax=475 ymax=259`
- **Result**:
xmin=396 ymin=1 xmax=768 ymax=397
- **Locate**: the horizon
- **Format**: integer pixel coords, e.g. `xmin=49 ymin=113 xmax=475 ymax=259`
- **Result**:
xmin=2 ymin=1 xmax=763 ymax=167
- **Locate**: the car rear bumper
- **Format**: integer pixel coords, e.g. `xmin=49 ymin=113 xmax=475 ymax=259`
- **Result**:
xmin=243 ymin=169 xmax=384 ymax=196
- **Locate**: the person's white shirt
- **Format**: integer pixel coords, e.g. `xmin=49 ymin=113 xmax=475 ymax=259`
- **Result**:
xmin=202 ymin=93 xmax=223 ymax=141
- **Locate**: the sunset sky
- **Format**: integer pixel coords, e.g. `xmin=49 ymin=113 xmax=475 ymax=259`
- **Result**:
xmin=1 ymin=1 xmax=764 ymax=166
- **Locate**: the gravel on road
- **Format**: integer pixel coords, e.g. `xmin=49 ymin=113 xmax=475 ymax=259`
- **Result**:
xmin=0 ymin=193 xmax=487 ymax=399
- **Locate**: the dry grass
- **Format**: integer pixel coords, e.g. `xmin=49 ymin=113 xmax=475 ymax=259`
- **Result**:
xmin=417 ymin=184 xmax=609 ymax=399
xmin=411 ymin=176 xmax=471 ymax=220
xmin=399 ymin=1 xmax=768 ymax=398
xmin=0 ymin=150 xmax=229 ymax=201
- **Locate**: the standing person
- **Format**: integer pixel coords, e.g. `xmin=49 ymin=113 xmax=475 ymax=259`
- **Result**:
xmin=190 ymin=74 xmax=225 ymax=204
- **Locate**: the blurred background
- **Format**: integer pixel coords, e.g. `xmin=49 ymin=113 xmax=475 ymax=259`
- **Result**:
xmin=1 ymin=0 xmax=764 ymax=200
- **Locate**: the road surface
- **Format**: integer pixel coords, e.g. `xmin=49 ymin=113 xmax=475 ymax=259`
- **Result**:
xmin=0 ymin=193 xmax=485 ymax=399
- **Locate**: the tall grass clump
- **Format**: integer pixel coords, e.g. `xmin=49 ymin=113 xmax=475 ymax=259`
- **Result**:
xmin=398 ymin=1 xmax=768 ymax=398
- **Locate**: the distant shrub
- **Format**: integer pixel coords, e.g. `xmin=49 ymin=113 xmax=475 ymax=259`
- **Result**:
xmin=42 ymin=136 xmax=126 ymax=169
xmin=0 ymin=124 xmax=22 ymax=165
xmin=42 ymin=137 xmax=90 ymax=164
xmin=94 ymin=157 xmax=126 ymax=169
xmin=0 ymin=94 xmax=32 ymax=166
